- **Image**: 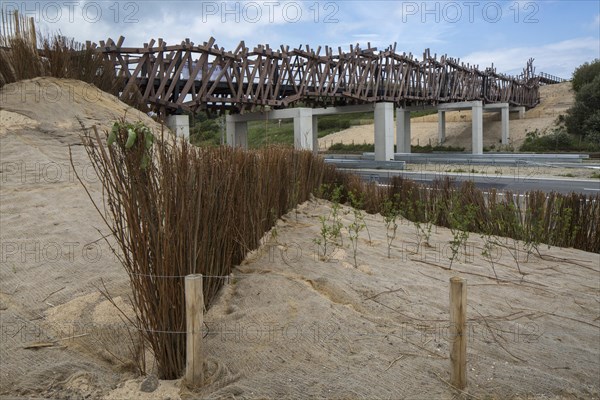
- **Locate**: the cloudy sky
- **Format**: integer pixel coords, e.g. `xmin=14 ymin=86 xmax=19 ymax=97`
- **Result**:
xmin=4 ymin=0 xmax=599 ymax=78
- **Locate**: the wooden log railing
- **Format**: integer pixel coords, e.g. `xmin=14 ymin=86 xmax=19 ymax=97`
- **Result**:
xmin=93 ymin=36 xmax=542 ymax=114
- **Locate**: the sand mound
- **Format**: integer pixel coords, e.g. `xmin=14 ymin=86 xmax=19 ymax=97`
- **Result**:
xmin=318 ymin=82 xmax=575 ymax=151
xmin=0 ymin=77 xmax=162 ymax=398
xmin=190 ymin=201 xmax=599 ymax=399
xmin=0 ymin=77 xmax=162 ymax=138
xmin=0 ymin=110 xmax=39 ymax=135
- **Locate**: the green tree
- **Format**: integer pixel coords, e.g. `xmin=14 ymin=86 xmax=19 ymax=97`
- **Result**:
xmin=571 ymin=59 xmax=600 ymax=92
xmin=566 ymin=61 xmax=600 ymax=139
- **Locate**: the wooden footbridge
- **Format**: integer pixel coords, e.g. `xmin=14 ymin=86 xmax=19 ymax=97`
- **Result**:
xmin=95 ymin=37 xmax=551 ymax=115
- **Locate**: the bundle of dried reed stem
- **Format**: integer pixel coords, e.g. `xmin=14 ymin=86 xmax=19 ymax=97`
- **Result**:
xmin=76 ymin=122 xmax=335 ymax=378
xmin=0 ymin=10 xmax=119 ymax=94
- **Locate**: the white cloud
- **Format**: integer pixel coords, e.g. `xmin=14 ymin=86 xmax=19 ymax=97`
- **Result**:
xmin=28 ymin=1 xmax=327 ymax=49
xmin=589 ymin=14 xmax=600 ymax=30
xmin=461 ymin=37 xmax=600 ymax=78
xmin=313 ymin=1 xmax=457 ymax=54
xmin=352 ymin=34 xmax=380 ymax=39
xmin=20 ymin=0 xmax=599 ymax=75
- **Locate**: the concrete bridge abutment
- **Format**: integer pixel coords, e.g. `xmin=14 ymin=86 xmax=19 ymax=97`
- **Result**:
xmin=437 ymin=101 xmax=484 ymax=155
xmin=395 ymin=108 xmax=412 ymax=154
xmin=374 ymin=102 xmax=395 ymax=161
xmin=483 ymin=103 xmax=512 ymax=146
xmin=293 ymin=108 xmax=317 ymax=151
xmin=225 ymin=104 xmax=380 ymax=155
xmin=226 ymin=119 xmax=249 ymax=149
xmin=226 ymin=108 xmax=319 ymax=153
xmin=225 ymin=100 xmax=518 ymax=156
xmin=166 ymin=115 xmax=190 ymax=140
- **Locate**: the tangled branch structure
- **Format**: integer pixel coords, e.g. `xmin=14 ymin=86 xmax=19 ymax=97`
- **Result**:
xmin=96 ymin=37 xmax=548 ymax=114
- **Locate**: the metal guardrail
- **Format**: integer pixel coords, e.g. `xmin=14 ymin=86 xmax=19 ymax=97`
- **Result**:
xmin=354 ymin=152 xmax=589 ymax=165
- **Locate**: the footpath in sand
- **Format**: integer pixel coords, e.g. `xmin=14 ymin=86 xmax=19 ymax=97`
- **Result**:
xmin=1 ymin=78 xmax=599 ymax=399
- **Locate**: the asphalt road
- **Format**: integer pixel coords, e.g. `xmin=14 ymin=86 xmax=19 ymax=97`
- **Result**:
xmin=348 ymin=169 xmax=600 ymax=196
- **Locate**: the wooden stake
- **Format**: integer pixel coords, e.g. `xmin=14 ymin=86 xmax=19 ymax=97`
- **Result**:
xmin=185 ymin=274 xmax=204 ymax=387
xmin=449 ymin=276 xmax=467 ymax=390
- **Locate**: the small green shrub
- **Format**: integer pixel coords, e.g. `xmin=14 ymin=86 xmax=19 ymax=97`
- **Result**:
xmin=346 ymin=191 xmax=367 ymax=267
xmin=446 ymin=199 xmax=477 ymax=269
xmin=519 ymin=129 xmax=600 ymax=152
xmin=328 ymin=143 xmax=374 ymax=152
xmin=313 ymin=185 xmax=344 ymax=258
xmin=412 ymin=144 xmax=466 ymax=153
xmin=381 ymin=196 xmax=401 ymax=258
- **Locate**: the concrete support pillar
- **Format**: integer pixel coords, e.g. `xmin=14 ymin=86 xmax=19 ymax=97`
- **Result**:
xmin=501 ymin=105 xmax=509 ymax=145
xmin=374 ymin=102 xmax=394 ymax=161
xmin=513 ymin=106 xmax=526 ymax=119
xmin=396 ymin=108 xmax=411 ymax=153
xmin=225 ymin=116 xmax=248 ymax=149
xmin=166 ymin=115 xmax=190 ymax=139
xmin=292 ymin=108 xmax=314 ymax=151
xmin=472 ymin=101 xmax=483 ymax=155
xmin=235 ymin=122 xmax=248 ymax=149
xmin=438 ymin=111 xmax=446 ymax=144
xmin=312 ymin=115 xmax=319 ymax=154
xmin=226 ymin=116 xmax=235 ymax=145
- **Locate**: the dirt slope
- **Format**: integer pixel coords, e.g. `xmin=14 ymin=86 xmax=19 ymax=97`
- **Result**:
xmin=318 ymin=82 xmax=575 ymax=151
xmin=1 ymin=78 xmax=598 ymax=399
